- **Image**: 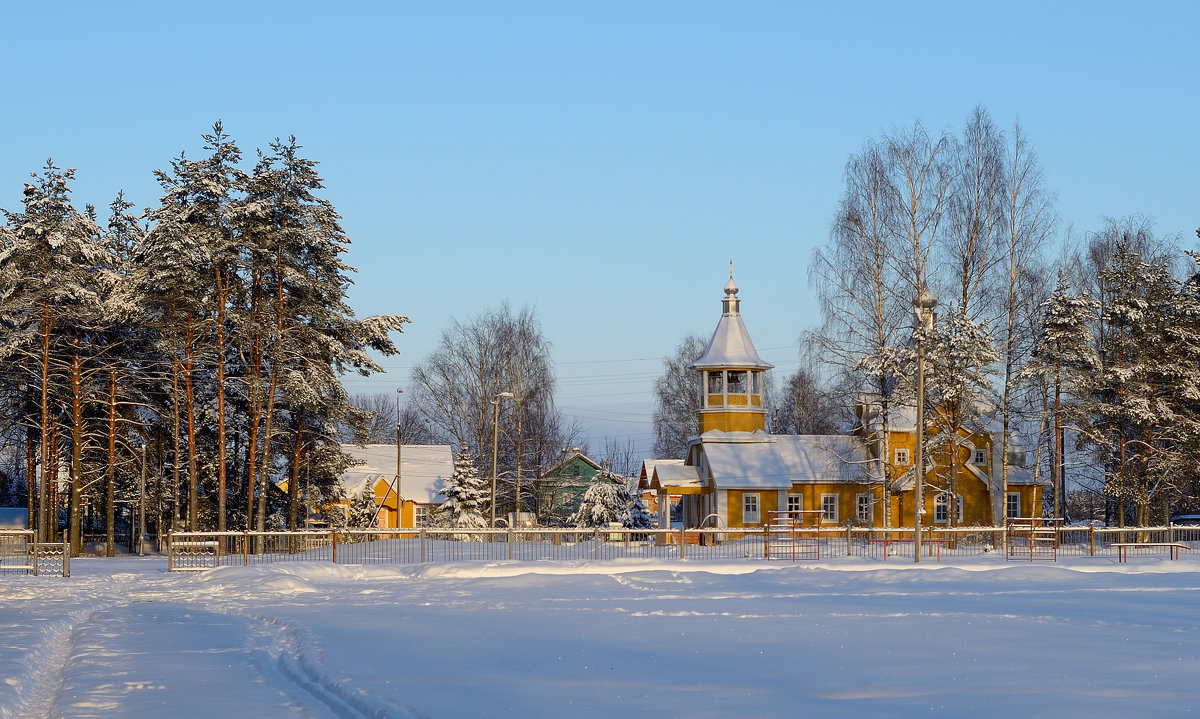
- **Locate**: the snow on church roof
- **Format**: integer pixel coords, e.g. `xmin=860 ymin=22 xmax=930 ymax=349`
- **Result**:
xmin=340 ymin=444 xmax=453 ymax=504
xmin=698 ymin=431 xmax=872 ymax=489
xmin=689 ymin=273 xmax=774 ymax=371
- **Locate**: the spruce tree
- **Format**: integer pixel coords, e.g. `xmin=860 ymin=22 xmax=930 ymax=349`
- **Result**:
xmin=569 ymin=472 xmax=630 ymax=528
xmin=1022 ymin=271 xmax=1099 ymax=520
xmin=439 ymin=452 xmax=488 ymax=538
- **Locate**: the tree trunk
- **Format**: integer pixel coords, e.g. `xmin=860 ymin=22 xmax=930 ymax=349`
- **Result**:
xmin=106 ymin=371 xmax=117 ymax=557
xmin=69 ymin=348 xmax=84 ymax=557
xmin=287 ymin=410 xmax=306 ymax=535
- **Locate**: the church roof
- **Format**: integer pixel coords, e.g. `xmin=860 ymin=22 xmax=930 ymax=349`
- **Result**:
xmin=696 ymin=431 xmax=872 ymax=490
xmin=689 ymin=273 xmax=774 ymax=371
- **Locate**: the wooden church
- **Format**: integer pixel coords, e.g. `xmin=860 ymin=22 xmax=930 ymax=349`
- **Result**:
xmin=649 ymin=272 xmax=1042 ymax=530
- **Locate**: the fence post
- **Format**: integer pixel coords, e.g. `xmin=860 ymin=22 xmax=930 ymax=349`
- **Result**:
xmin=594 ymin=529 xmax=601 ymax=560
xmin=420 ymin=528 xmax=426 ymax=564
xmin=62 ymin=536 xmax=70 ymax=577
xmin=1088 ymin=525 xmax=1095 ymax=557
xmin=679 ymin=528 xmax=685 ymax=559
xmin=846 ymin=526 xmax=853 ymax=556
xmin=508 ymin=527 xmax=514 ymax=560
xmin=243 ymin=531 xmax=250 ymax=566
xmin=331 ymin=531 xmax=338 ymax=564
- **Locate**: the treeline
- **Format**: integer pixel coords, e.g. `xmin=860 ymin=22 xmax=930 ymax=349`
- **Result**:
xmin=0 ymin=122 xmax=406 ymax=554
xmin=808 ymin=104 xmax=1200 ymax=526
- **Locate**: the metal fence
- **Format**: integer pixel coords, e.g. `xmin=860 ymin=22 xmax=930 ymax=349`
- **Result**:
xmin=0 ymin=530 xmax=70 ymax=576
xmin=163 ymin=525 xmax=1200 ymax=571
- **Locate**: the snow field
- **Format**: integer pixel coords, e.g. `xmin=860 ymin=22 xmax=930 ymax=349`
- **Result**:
xmin=1 ymin=556 xmax=1198 ymax=718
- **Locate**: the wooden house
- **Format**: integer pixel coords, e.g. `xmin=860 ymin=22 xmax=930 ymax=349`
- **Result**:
xmin=336 ymin=444 xmax=454 ymax=529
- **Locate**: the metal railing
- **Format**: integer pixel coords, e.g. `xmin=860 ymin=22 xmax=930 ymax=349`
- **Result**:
xmin=0 ymin=530 xmax=70 ymax=576
xmin=162 ymin=524 xmax=1200 ymax=571
xmin=166 ymin=527 xmax=768 ymax=570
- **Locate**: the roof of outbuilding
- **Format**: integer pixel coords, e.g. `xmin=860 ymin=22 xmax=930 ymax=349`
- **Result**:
xmin=340 ymin=444 xmax=454 ymax=504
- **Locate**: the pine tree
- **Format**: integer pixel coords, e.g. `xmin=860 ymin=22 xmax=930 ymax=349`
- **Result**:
xmin=0 ymin=160 xmax=106 ymax=547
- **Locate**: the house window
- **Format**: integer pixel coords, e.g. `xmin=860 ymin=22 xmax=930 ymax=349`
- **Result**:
xmin=786 ymin=494 xmax=803 ymax=515
xmin=894 ymin=448 xmax=910 ymax=465
xmin=821 ymin=494 xmax=838 ymax=523
xmin=415 ymin=505 xmax=430 ymax=527
xmin=743 ymin=493 xmax=760 ymax=525
xmin=856 ymin=493 xmax=871 ymax=523
xmin=973 ymin=448 xmax=987 ymax=465
xmin=707 ymin=371 xmax=723 ymax=394
xmin=727 ymin=370 xmax=747 ymax=394
xmin=1007 ymin=492 xmax=1021 ymax=519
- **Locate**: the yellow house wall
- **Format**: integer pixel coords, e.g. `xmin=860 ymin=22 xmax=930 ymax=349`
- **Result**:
xmin=371 ymin=479 xmax=423 ymax=529
xmin=727 ymin=489 xmax=782 ymax=527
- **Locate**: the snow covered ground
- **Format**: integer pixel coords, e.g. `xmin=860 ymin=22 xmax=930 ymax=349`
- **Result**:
xmin=2 ymin=554 xmax=1198 ymax=718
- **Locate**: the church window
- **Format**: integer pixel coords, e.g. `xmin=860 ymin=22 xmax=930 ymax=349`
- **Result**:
xmin=750 ymin=371 xmax=761 ymax=394
xmin=727 ymin=371 xmax=747 ymax=394
xmin=821 ymin=494 xmax=838 ymax=522
xmin=1006 ymin=492 xmax=1020 ymax=519
xmin=786 ymin=494 xmax=802 ymax=515
xmin=707 ymin=371 xmax=723 ymax=394
xmin=742 ymin=493 xmax=760 ymax=524
xmin=856 ymin=494 xmax=871 ymax=523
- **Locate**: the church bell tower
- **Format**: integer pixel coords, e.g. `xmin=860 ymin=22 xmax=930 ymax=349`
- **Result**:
xmin=689 ymin=269 xmax=773 ymax=434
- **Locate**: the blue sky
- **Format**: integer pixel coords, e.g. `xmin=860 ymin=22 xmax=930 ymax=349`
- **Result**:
xmin=2 ymin=1 xmax=1196 ymax=456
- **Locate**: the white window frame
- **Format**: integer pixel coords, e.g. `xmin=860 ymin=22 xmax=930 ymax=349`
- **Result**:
xmin=934 ymin=493 xmax=964 ymax=524
xmin=821 ymin=494 xmax=838 ymax=523
xmin=414 ymin=504 xmax=430 ymax=528
xmin=934 ymin=493 xmax=949 ymax=524
xmin=1006 ymin=492 xmax=1021 ymax=519
xmin=786 ymin=494 xmax=803 ymax=516
xmin=894 ymin=447 xmax=910 ymax=465
xmin=973 ymin=448 xmax=987 ymax=465
xmin=856 ymin=493 xmax=871 ymax=523
xmin=742 ymin=493 xmax=760 ymax=525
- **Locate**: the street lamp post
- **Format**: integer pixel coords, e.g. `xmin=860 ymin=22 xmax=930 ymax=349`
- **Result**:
xmin=490 ymin=391 xmax=514 ymax=528
xmin=913 ymin=287 xmax=937 ymax=564
xmin=138 ymin=443 xmax=147 ymax=557
xmin=395 ymin=388 xmax=403 ymax=530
